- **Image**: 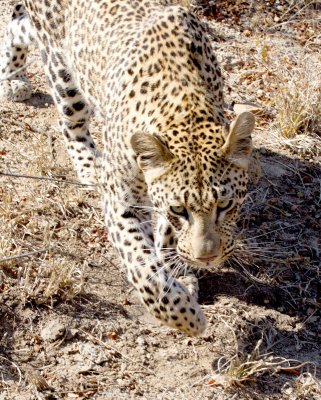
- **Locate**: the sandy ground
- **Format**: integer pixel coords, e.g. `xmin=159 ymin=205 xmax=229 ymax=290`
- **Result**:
xmin=0 ymin=1 xmax=320 ymax=399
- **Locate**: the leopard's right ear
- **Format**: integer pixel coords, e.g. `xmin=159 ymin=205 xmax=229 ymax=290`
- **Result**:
xmin=220 ymin=112 xmax=254 ymax=169
xmin=131 ymin=133 xmax=174 ymax=179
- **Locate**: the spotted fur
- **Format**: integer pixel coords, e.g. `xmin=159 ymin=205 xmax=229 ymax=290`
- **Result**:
xmin=0 ymin=1 xmax=255 ymax=335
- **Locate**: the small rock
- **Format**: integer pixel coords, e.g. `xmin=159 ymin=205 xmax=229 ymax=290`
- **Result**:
xmin=282 ymin=383 xmax=294 ymax=395
xmin=65 ymin=328 xmax=78 ymax=341
xmin=116 ymin=378 xmax=128 ymax=388
xmin=136 ymin=336 xmax=147 ymax=348
xmin=79 ymin=342 xmax=109 ymax=366
xmin=40 ymin=319 xmax=65 ymax=342
xmin=302 ymin=175 xmax=312 ymax=183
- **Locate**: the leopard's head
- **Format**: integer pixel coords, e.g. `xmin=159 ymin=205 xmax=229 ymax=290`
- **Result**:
xmin=131 ymin=112 xmax=255 ymax=268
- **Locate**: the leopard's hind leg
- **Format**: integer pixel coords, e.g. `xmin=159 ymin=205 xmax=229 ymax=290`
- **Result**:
xmin=0 ymin=3 xmax=34 ymax=101
xmin=36 ymin=45 xmax=100 ymax=185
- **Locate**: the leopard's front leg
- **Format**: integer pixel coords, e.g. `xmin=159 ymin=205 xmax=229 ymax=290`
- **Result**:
xmin=155 ymin=215 xmax=200 ymax=300
xmin=103 ymin=189 xmax=206 ymax=336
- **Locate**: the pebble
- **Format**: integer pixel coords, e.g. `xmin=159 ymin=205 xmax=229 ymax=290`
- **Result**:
xmin=40 ymin=319 xmax=65 ymax=342
xmin=79 ymin=342 xmax=109 ymax=365
xmin=136 ymin=336 xmax=147 ymax=348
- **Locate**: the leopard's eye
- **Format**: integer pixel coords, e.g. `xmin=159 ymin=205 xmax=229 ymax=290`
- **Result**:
xmin=217 ymin=199 xmax=233 ymax=212
xmin=169 ymin=205 xmax=188 ymax=219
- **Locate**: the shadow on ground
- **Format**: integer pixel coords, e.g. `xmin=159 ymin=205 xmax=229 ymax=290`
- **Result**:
xmin=25 ymin=92 xmax=54 ymax=108
xmin=53 ymin=292 xmax=129 ymax=321
xmin=199 ymin=146 xmax=321 ymax=390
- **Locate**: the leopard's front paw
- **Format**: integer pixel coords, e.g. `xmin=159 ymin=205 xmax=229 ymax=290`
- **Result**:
xmin=141 ymin=278 xmax=206 ymax=336
xmin=76 ymin=151 xmax=102 ymax=188
xmin=0 ymin=77 xmax=31 ymax=101
xmin=177 ymin=274 xmax=199 ymax=301
xmin=78 ymin=170 xmax=99 ymax=187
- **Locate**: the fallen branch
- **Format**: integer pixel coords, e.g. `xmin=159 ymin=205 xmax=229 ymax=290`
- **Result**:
xmin=0 ymin=117 xmax=44 ymax=134
xmin=0 ymin=57 xmax=36 ymax=81
xmin=0 ymin=171 xmax=96 ymax=187
xmin=0 ymin=248 xmax=49 ymax=264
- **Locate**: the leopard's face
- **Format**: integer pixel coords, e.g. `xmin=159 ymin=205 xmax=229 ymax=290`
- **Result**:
xmin=149 ymin=157 xmax=248 ymax=267
xmin=131 ymin=111 xmax=255 ymax=267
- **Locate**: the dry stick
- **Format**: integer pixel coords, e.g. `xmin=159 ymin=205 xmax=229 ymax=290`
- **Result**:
xmin=270 ymin=7 xmax=321 ymax=30
xmin=0 ymin=57 xmax=36 ymax=82
xmin=0 ymin=356 xmax=22 ymax=385
xmin=0 ymin=171 xmax=96 ymax=187
xmin=0 ymin=248 xmax=49 ymax=264
xmin=0 ymin=117 xmax=44 ymax=134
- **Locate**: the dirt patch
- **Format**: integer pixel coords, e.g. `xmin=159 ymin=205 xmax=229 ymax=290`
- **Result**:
xmin=0 ymin=1 xmax=320 ymax=399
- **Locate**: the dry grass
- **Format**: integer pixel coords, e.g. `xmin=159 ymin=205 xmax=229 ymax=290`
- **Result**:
xmin=290 ymin=373 xmax=321 ymax=398
xmin=273 ymin=61 xmax=321 ymax=139
xmin=207 ymin=322 xmax=318 ymax=396
xmin=0 ymin=202 xmax=85 ymax=305
xmin=20 ymin=257 xmax=85 ymax=304
xmin=209 ymin=337 xmax=312 ymax=389
xmin=0 ymin=127 xmax=94 ymax=306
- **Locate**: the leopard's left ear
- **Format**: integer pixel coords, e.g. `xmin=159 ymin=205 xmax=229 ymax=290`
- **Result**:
xmin=131 ymin=132 xmax=174 ymax=179
xmin=220 ymin=112 xmax=254 ymax=169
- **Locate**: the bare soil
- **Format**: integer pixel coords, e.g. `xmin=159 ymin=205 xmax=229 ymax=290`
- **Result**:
xmin=0 ymin=1 xmax=320 ymax=399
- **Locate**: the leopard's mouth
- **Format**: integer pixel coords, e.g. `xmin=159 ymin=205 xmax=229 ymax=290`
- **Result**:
xmin=177 ymin=253 xmax=222 ymax=268
xmin=177 ymin=247 xmax=234 ymax=269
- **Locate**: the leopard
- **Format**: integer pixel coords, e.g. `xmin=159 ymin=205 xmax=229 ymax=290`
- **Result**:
xmin=0 ymin=0 xmax=255 ymax=336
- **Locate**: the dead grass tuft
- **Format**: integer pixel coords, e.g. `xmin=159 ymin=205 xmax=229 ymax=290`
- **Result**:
xmin=267 ymin=47 xmax=321 ymax=138
xmin=291 ymin=372 xmax=321 ymax=398
xmin=273 ymin=61 xmax=321 ymax=139
xmin=209 ymin=334 xmax=313 ymax=390
xmin=21 ymin=257 xmax=85 ymax=304
xmin=0 ymin=174 xmax=87 ymax=305
xmin=0 ymin=246 xmax=85 ymax=305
